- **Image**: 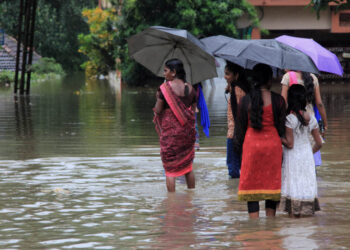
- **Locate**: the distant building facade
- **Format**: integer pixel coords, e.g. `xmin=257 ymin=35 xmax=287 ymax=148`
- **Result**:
xmin=0 ymin=33 xmax=41 ymax=72
xmin=246 ymin=0 xmax=350 ymax=78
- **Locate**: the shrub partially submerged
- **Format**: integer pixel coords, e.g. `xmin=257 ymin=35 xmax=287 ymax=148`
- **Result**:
xmin=0 ymin=57 xmax=65 ymax=86
xmin=0 ymin=70 xmax=12 ymax=86
xmin=31 ymin=57 xmax=65 ymax=76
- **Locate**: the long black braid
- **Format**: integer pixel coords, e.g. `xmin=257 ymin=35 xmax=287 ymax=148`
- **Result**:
xmin=287 ymin=84 xmax=308 ymax=127
xmin=249 ymin=64 xmax=272 ymax=129
xmin=301 ymin=72 xmax=314 ymax=104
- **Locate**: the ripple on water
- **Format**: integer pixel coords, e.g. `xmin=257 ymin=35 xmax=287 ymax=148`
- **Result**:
xmin=40 ymin=238 xmax=81 ymax=246
xmin=85 ymin=233 xmax=114 ymax=238
xmin=0 ymin=239 xmax=21 ymax=245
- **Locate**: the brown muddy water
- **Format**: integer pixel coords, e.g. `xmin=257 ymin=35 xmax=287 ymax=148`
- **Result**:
xmin=0 ymin=74 xmax=349 ymax=249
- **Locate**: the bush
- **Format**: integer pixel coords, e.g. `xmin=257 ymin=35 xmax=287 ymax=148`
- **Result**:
xmin=31 ymin=57 xmax=65 ymax=75
xmin=0 ymin=70 xmax=13 ymax=85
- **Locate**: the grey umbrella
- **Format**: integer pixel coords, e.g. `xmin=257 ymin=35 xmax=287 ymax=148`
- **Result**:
xmin=127 ymin=26 xmax=218 ymax=84
xmin=201 ymin=35 xmax=259 ymax=69
xmin=201 ymin=36 xmax=320 ymax=74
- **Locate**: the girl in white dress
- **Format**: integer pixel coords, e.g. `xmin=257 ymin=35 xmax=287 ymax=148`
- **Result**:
xmin=281 ymin=85 xmax=323 ymax=217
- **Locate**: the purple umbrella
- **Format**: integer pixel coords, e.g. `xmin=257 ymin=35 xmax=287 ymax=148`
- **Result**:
xmin=275 ymin=35 xmax=343 ymax=76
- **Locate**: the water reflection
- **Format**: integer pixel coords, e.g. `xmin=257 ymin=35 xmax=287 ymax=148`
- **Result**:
xmin=155 ymin=192 xmax=197 ymax=249
xmin=280 ymin=224 xmax=318 ymax=249
xmin=14 ymin=95 xmax=33 ymax=138
xmin=14 ymin=95 xmax=36 ymax=159
xmin=236 ymin=229 xmax=283 ymax=249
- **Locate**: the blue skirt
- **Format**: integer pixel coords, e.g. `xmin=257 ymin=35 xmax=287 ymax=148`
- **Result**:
xmin=227 ymin=138 xmax=241 ymax=178
xmin=314 ymin=150 xmax=322 ymax=167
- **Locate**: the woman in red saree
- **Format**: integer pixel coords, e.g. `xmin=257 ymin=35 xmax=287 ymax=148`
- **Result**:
xmin=154 ymin=59 xmax=197 ymax=192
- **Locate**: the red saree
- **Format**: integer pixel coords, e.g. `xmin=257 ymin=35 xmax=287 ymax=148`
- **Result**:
xmin=154 ymin=81 xmax=196 ymax=177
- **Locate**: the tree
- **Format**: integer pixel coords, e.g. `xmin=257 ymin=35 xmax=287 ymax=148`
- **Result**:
xmin=112 ymin=0 xmax=259 ymax=84
xmin=78 ymin=7 xmax=119 ymax=77
xmin=0 ymin=0 xmax=98 ymax=72
xmin=309 ymin=0 xmax=350 ymax=18
xmin=79 ymin=0 xmax=259 ymax=84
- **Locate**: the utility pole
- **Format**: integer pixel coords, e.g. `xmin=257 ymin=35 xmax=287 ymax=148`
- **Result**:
xmin=14 ymin=0 xmax=38 ymax=95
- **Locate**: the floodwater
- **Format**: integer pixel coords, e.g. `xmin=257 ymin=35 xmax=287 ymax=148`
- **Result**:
xmin=0 ymin=74 xmax=349 ymax=249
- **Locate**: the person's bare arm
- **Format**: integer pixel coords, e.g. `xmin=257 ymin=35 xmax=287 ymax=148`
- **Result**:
xmin=281 ymin=85 xmax=289 ymax=103
xmin=192 ymin=102 xmax=197 ymax=112
xmin=281 ymin=127 xmax=294 ymax=149
xmin=314 ymin=84 xmax=328 ymax=133
xmin=311 ymin=128 xmax=322 ymax=153
xmin=154 ymin=91 xmax=164 ymax=114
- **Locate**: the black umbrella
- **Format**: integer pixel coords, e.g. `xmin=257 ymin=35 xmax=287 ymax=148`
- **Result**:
xmin=127 ymin=26 xmax=218 ymax=84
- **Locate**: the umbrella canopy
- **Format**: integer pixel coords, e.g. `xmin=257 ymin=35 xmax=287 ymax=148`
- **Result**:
xmin=127 ymin=26 xmax=218 ymax=84
xmin=201 ymin=35 xmax=260 ymax=69
xmin=275 ymin=35 xmax=343 ymax=76
xmin=201 ymin=36 xmax=320 ymax=75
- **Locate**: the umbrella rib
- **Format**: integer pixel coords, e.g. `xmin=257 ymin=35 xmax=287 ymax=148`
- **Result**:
xmin=212 ymin=42 xmax=231 ymax=54
xmin=143 ymin=32 xmax=173 ymax=43
xmin=146 ymin=31 xmax=214 ymax=62
xmin=133 ymin=42 xmax=173 ymax=51
xmin=155 ymin=47 xmax=175 ymax=76
xmin=179 ymin=46 xmax=193 ymax=84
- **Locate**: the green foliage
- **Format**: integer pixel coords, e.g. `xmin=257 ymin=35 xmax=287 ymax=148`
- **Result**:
xmin=107 ymin=0 xmax=259 ymax=85
xmin=0 ymin=57 xmax=64 ymax=86
xmin=78 ymin=7 xmax=118 ymax=77
xmin=0 ymin=0 xmax=98 ymax=72
xmin=309 ymin=0 xmax=350 ymax=18
xmin=31 ymin=57 xmax=65 ymax=75
xmin=0 ymin=70 xmax=13 ymax=85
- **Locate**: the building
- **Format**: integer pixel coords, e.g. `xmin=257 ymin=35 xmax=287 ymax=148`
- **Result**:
xmin=0 ymin=33 xmax=41 ymax=72
xmin=246 ymin=0 xmax=350 ymax=78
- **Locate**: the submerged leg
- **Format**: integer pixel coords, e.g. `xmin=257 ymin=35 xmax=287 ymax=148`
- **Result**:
xmin=248 ymin=201 xmax=259 ymax=218
xmin=289 ymin=213 xmax=300 ymax=218
xmin=265 ymin=200 xmax=278 ymax=217
xmin=166 ymin=176 xmax=176 ymax=192
xmin=266 ymin=208 xmax=276 ymax=217
xmin=185 ymin=171 xmax=195 ymax=189
xmin=249 ymin=212 xmax=259 ymax=218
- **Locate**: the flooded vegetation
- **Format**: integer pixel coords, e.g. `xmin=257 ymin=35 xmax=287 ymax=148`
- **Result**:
xmin=0 ymin=75 xmax=349 ymax=249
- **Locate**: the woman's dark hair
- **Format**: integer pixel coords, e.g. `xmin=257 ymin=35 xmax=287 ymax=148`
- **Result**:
xmin=287 ymin=84 xmax=308 ymax=126
xmin=301 ymin=72 xmax=314 ymax=103
xmin=249 ymin=63 xmax=273 ymax=130
xmin=165 ymin=58 xmax=188 ymax=95
xmin=225 ymin=61 xmax=250 ymax=119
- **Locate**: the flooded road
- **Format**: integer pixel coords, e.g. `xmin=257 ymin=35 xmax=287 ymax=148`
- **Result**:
xmin=0 ymin=75 xmax=349 ymax=249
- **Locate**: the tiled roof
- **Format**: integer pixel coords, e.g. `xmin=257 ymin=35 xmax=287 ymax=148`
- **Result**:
xmin=0 ymin=33 xmax=41 ymax=71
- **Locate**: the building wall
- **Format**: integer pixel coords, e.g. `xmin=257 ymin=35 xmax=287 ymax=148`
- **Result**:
xmin=258 ymin=7 xmax=331 ymax=30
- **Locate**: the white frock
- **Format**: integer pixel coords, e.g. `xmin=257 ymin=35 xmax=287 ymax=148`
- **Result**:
xmin=280 ymin=114 xmax=320 ymax=216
